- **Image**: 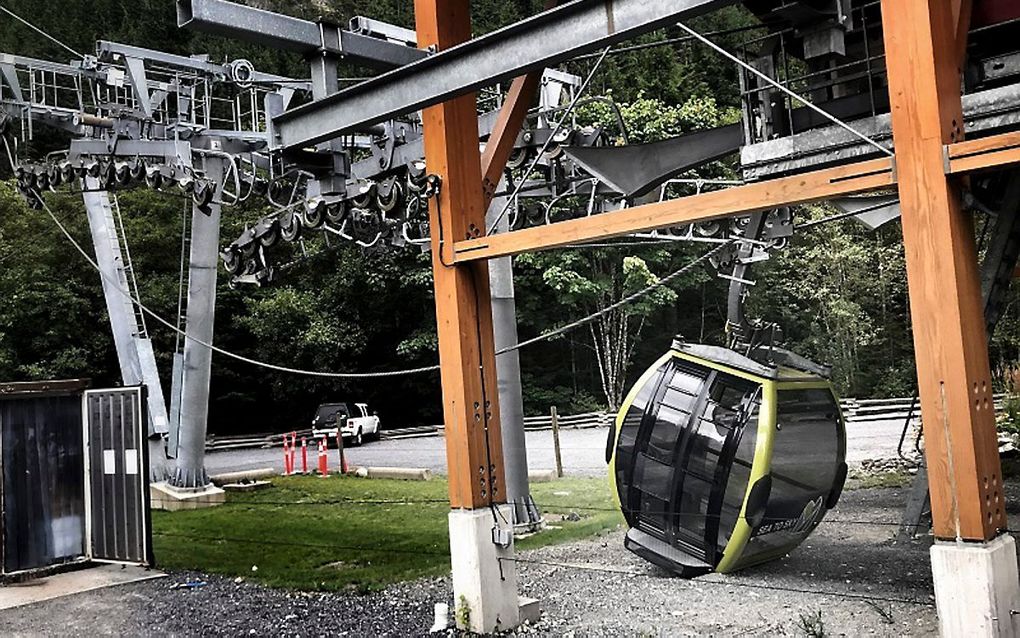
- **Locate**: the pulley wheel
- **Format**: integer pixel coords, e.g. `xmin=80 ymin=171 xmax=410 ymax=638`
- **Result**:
xmin=145 ymin=170 xmax=164 ymax=190
xmin=303 ymin=200 xmax=326 ymax=229
xmin=222 ymin=248 xmax=243 ymax=275
xmin=280 ymin=212 xmax=303 ymax=242
xmin=47 ymin=165 xmax=62 ymax=189
xmin=258 ymin=223 xmax=280 ymax=248
xmin=377 ymin=181 xmax=403 ymax=215
xmin=192 ymin=182 xmax=214 ymax=208
xmin=325 ymin=201 xmax=347 ymax=224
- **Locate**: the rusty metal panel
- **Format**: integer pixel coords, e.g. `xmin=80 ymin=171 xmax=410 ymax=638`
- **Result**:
xmin=0 ymin=388 xmax=87 ymax=575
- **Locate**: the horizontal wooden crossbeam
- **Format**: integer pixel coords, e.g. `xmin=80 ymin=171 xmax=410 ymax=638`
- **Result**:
xmin=945 ymin=130 xmax=1020 ymax=175
xmin=451 ymin=129 xmax=1020 ymax=262
xmin=452 ymin=158 xmax=895 ymax=261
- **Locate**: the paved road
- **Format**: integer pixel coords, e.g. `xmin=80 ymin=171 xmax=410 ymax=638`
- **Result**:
xmin=205 ymin=417 xmax=911 ymax=477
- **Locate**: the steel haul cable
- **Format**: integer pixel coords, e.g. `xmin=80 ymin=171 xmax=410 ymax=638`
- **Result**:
xmin=0 ymin=3 xmax=85 ymax=59
xmin=28 ymin=187 xmax=732 ymax=379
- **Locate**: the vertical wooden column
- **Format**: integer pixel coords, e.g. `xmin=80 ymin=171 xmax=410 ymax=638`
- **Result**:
xmin=882 ymin=0 xmax=1004 ymax=541
xmin=415 ymin=0 xmax=507 ymax=510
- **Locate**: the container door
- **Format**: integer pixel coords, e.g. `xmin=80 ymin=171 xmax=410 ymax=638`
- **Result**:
xmin=0 ymin=387 xmax=87 ymax=574
xmin=83 ymin=388 xmax=151 ymax=565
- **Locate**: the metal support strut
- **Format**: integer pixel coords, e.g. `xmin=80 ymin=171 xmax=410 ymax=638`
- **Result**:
xmin=170 ymin=157 xmax=225 ymax=489
xmin=82 ymin=176 xmax=171 ymax=482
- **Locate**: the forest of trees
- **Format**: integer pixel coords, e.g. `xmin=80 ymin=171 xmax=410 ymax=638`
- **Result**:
xmin=2 ymin=0 xmax=1019 ymax=434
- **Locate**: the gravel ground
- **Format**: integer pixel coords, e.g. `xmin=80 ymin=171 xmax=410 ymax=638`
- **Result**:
xmin=6 ymin=481 xmax=996 ymax=637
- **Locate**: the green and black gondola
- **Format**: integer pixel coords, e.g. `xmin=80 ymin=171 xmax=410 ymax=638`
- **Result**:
xmin=608 ymin=340 xmax=848 ymax=577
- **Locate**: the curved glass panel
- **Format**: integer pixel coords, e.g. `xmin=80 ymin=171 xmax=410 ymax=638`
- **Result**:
xmin=737 ymin=387 xmax=842 ymax=566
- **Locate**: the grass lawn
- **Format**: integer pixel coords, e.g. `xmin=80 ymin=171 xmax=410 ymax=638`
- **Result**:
xmin=152 ymin=475 xmax=623 ymax=592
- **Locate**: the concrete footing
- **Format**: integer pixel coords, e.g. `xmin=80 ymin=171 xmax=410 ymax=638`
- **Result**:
xmin=149 ymin=481 xmax=225 ymax=511
xmin=449 ymin=505 xmax=520 ymax=633
xmin=209 ymin=468 xmax=275 ymax=486
xmin=518 ymin=596 xmax=541 ymax=624
xmin=528 ymin=469 xmax=558 ymax=483
xmin=354 ymin=466 xmax=432 ymax=480
xmin=931 ymin=534 xmax=1020 ymax=637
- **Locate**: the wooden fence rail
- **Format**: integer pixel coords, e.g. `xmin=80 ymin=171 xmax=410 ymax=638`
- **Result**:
xmin=204 ymin=395 xmax=1012 ymax=451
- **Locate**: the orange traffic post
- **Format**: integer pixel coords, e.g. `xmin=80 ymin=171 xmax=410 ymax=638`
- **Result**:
xmin=289 ymin=432 xmax=297 ymax=474
xmin=318 ymin=437 xmax=328 ymax=477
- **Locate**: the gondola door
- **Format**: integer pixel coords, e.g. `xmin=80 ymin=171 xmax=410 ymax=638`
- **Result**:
xmin=666 ymin=370 xmax=757 ymax=564
xmin=627 ymin=359 xmax=707 ymax=543
xmin=83 ymin=388 xmax=152 ymax=566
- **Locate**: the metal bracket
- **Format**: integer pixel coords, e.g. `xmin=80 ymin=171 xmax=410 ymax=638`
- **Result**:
xmin=317 ymin=20 xmax=344 ymax=57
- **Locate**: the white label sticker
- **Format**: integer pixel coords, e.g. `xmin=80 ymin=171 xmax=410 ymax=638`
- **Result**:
xmin=153 ymin=415 xmax=167 ymax=428
xmin=124 ymin=449 xmax=139 ymax=475
xmin=103 ymin=450 xmax=116 ymax=475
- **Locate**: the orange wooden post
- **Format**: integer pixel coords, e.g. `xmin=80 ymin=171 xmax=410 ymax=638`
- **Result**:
xmin=882 ymin=0 xmax=1019 ymax=633
xmin=479 ymin=0 xmax=559 ymax=206
xmin=882 ymin=0 xmax=1001 ymax=544
xmin=415 ymin=0 xmax=518 ymax=632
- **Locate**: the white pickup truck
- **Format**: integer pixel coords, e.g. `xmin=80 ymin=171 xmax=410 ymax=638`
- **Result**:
xmin=311 ymin=402 xmax=380 ymax=446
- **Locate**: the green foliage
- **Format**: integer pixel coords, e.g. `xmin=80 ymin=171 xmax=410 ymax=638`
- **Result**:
xmin=577 ymin=93 xmax=738 ymax=144
xmin=747 ymin=204 xmax=915 ymax=398
xmin=10 ymin=0 xmax=1020 ymax=433
xmin=797 ymin=610 xmax=827 ymax=638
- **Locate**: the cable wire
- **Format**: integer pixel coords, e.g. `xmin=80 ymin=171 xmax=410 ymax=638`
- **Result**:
xmin=0 ymin=3 xmax=85 ymax=59
xmin=509 ymin=239 xmax=735 ymax=353
xmin=31 ymin=187 xmax=732 ymax=379
xmin=796 ymin=199 xmax=900 ymax=230
xmin=32 ymin=189 xmax=441 ymax=378
xmin=675 ymin=21 xmax=894 ymax=158
xmin=486 ymin=46 xmax=612 ymax=235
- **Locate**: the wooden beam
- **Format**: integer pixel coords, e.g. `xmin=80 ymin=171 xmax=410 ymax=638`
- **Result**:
xmin=952 ymin=0 xmax=974 ymax=63
xmin=946 ymin=130 xmax=1020 ymax=175
xmin=452 ymin=157 xmax=895 ymax=262
xmin=479 ymin=0 xmax=558 ymax=205
xmin=480 ymin=73 xmax=544 ymax=203
xmin=882 ymin=0 xmax=1004 ymax=541
xmin=416 ymin=0 xmax=506 ymax=510
xmin=452 ymin=128 xmax=1020 ymax=264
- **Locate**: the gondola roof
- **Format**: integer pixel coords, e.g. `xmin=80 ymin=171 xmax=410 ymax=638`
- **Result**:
xmin=671 ymin=340 xmax=832 ymax=381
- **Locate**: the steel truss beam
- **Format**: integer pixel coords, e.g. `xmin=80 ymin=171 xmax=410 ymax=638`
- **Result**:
xmin=96 ymin=40 xmax=302 ymax=87
xmin=176 ymin=0 xmax=426 ymax=69
xmin=273 ymin=0 xmax=735 ymax=149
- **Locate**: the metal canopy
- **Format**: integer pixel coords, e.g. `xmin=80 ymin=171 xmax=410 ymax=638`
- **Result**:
xmin=563 ymin=123 xmax=743 ymax=197
xmin=273 ymin=0 xmax=735 ymax=149
xmin=176 ymin=0 xmax=426 ymax=69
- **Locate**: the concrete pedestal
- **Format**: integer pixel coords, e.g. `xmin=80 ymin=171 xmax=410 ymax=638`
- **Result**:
xmin=150 ymin=481 xmax=225 ymax=511
xmin=931 ymin=534 xmax=1020 ymax=637
xmin=448 ymin=505 xmax=520 ymax=633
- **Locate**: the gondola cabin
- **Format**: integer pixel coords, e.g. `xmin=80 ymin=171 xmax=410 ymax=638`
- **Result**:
xmin=608 ymin=341 xmax=847 ymax=577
